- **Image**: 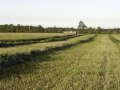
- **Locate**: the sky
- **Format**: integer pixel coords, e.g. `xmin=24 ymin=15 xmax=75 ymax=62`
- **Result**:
xmin=0 ymin=0 xmax=120 ymax=28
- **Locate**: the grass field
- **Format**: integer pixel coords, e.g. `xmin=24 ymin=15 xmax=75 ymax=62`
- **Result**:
xmin=0 ymin=34 xmax=95 ymax=67
xmin=0 ymin=35 xmax=93 ymax=55
xmin=0 ymin=33 xmax=67 ymax=40
xmin=111 ymin=34 xmax=120 ymax=41
xmin=0 ymin=33 xmax=70 ymax=48
xmin=0 ymin=33 xmax=81 ymax=48
xmin=0 ymin=34 xmax=120 ymax=90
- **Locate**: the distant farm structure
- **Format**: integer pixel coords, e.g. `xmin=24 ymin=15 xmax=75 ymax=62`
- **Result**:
xmin=63 ymin=31 xmax=77 ymax=35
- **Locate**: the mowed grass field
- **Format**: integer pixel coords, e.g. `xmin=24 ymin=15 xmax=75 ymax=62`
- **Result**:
xmin=0 ymin=35 xmax=93 ymax=54
xmin=0 ymin=33 xmax=81 ymax=48
xmin=0 ymin=33 xmax=67 ymax=40
xmin=0 ymin=34 xmax=120 ymax=90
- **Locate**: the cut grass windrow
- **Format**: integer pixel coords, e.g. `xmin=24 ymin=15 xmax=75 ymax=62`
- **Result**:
xmin=0 ymin=35 xmax=97 ymax=67
xmin=109 ymin=34 xmax=120 ymax=44
xmin=0 ymin=34 xmax=82 ymax=48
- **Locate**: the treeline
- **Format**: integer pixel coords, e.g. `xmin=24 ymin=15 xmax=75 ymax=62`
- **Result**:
xmin=77 ymin=21 xmax=120 ymax=34
xmin=0 ymin=24 xmax=74 ymax=33
xmin=0 ymin=24 xmax=44 ymax=33
xmin=77 ymin=28 xmax=120 ymax=34
xmin=0 ymin=24 xmax=120 ymax=34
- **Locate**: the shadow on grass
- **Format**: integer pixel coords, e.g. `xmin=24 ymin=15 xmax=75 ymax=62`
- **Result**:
xmin=0 ymin=47 xmax=69 ymax=80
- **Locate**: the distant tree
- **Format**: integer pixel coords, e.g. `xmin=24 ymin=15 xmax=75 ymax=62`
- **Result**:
xmin=9 ymin=24 xmax=15 ymax=32
xmin=77 ymin=21 xmax=87 ymax=34
xmin=38 ymin=25 xmax=44 ymax=32
xmin=97 ymin=26 xmax=102 ymax=33
xmin=78 ymin=21 xmax=87 ymax=29
xmin=97 ymin=26 xmax=102 ymax=30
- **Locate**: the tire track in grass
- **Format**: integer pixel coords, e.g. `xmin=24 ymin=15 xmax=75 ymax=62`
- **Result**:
xmin=52 ymin=53 xmax=89 ymax=90
xmin=58 ymin=35 xmax=120 ymax=90
xmin=44 ymin=35 xmax=120 ymax=90
xmin=69 ymin=39 xmax=108 ymax=90
xmin=93 ymin=35 xmax=120 ymax=90
xmin=93 ymin=53 xmax=107 ymax=90
xmin=55 ymin=35 xmax=107 ymax=90
xmin=104 ymin=35 xmax=120 ymax=90
xmin=33 ymin=35 xmax=120 ymax=90
xmin=39 ymin=51 xmax=87 ymax=89
xmin=50 ymin=37 xmax=100 ymax=90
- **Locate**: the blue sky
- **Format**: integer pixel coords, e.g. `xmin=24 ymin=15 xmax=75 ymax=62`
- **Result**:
xmin=0 ymin=0 xmax=120 ymax=28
